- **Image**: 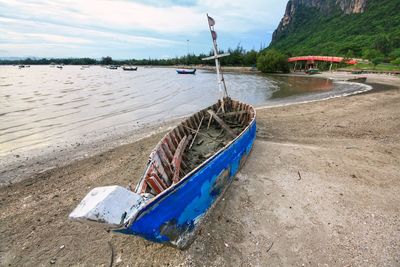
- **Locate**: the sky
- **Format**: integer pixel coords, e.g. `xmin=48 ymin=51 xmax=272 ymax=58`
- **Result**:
xmin=0 ymin=0 xmax=287 ymax=59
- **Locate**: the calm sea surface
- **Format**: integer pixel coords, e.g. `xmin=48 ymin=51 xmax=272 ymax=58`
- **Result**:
xmin=0 ymin=65 xmax=370 ymax=158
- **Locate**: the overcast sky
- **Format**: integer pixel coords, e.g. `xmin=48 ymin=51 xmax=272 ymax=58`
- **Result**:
xmin=0 ymin=0 xmax=287 ymax=59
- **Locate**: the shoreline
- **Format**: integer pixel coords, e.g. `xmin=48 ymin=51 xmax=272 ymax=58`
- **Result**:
xmin=0 ymin=71 xmax=371 ymax=187
xmin=1 ymin=73 xmax=399 ymax=266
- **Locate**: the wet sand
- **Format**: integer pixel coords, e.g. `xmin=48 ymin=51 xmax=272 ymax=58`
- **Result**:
xmin=1 ymin=73 xmax=399 ymax=266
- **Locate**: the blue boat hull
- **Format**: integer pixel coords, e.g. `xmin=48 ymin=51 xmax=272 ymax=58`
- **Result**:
xmin=176 ymin=69 xmax=196 ymax=74
xmin=118 ymin=119 xmax=256 ymax=248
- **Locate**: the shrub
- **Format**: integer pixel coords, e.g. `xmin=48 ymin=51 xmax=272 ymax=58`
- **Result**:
xmin=257 ymin=49 xmax=289 ymax=73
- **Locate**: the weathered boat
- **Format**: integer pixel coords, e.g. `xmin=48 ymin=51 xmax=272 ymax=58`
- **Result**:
xmin=69 ymin=14 xmax=256 ymax=249
xmin=176 ymin=68 xmax=196 ymax=74
xmin=123 ymin=66 xmax=138 ymax=71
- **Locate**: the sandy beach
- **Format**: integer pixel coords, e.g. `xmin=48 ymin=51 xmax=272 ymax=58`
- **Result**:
xmin=1 ymin=72 xmax=399 ymax=266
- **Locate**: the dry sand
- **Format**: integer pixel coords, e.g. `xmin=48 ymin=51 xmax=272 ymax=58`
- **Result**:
xmin=1 ymin=73 xmax=399 ymax=266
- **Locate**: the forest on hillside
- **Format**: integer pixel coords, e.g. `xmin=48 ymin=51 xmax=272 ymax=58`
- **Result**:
xmin=269 ymin=0 xmax=400 ymax=65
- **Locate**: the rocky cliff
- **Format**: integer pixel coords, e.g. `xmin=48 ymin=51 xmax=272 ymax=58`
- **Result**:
xmin=272 ymin=0 xmax=368 ymax=42
xmin=267 ymin=0 xmax=400 ymax=58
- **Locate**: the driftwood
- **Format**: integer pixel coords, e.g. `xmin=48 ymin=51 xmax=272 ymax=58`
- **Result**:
xmin=189 ymin=116 xmax=204 ymax=149
xmin=207 ymin=110 xmax=237 ymax=138
xmin=172 ymin=136 xmax=190 ymax=183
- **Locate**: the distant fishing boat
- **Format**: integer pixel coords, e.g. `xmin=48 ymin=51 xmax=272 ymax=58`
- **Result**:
xmin=176 ymin=68 xmax=196 ymax=74
xmin=57 ymin=65 xmax=63 ymax=69
xmin=176 ymin=39 xmax=196 ymax=75
xmin=348 ymin=77 xmax=367 ymax=83
xmin=70 ymin=14 xmax=256 ymax=249
xmin=108 ymin=65 xmax=118 ymax=70
xmin=305 ymin=68 xmax=320 ymax=75
xmin=18 ymin=65 xmax=25 ymax=69
xmin=122 ymin=66 xmax=138 ymax=71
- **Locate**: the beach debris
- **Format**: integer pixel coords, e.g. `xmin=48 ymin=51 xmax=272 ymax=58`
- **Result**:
xmin=50 ymin=258 xmax=56 ymax=264
xmin=108 ymin=241 xmax=114 ymax=267
xmin=266 ymin=241 xmax=274 ymax=253
xmin=297 ymin=171 xmax=302 ymax=180
xmin=116 ymin=255 xmax=122 ymax=264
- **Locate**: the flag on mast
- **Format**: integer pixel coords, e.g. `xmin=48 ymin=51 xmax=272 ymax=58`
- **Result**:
xmin=207 ymin=15 xmax=215 ymax=26
xmin=211 ymin=30 xmax=217 ymax=40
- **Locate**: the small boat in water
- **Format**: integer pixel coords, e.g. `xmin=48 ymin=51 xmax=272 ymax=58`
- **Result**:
xmin=348 ymin=77 xmax=367 ymax=83
xmin=176 ymin=68 xmax=196 ymax=74
xmin=18 ymin=65 xmax=25 ymax=69
xmin=123 ymin=66 xmax=138 ymax=71
xmin=305 ymin=68 xmax=320 ymax=75
xmin=108 ymin=65 xmax=118 ymax=70
xmin=70 ymin=14 xmax=255 ymax=249
xmin=57 ymin=65 xmax=63 ymax=69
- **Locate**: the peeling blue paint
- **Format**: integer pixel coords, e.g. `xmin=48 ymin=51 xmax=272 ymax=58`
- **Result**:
xmin=118 ymin=120 xmax=256 ymax=248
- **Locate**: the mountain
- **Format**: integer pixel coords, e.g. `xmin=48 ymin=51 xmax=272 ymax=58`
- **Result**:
xmin=269 ymin=0 xmax=400 ymax=58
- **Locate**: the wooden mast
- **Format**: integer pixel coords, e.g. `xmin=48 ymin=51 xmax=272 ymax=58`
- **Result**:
xmin=203 ymin=14 xmax=230 ymax=112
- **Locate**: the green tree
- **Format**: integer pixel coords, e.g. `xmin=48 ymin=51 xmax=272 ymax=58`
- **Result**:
xmin=244 ymin=50 xmax=258 ymax=66
xmin=389 ymin=48 xmax=400 ymax=61
xmin=257 ymin=49 xmax=289 ymax=73
xmin=101 ymin=56 xmax=113 ymax=65
xmin=374 ymin=34 xmax=391 ymax=55
xmin=391 ymin=58 xmax=400 ymax=66
xmin=363 ymin=49 xmax=384 ymax=61
xmin=371 ymin=57 xmax=385 ymax=69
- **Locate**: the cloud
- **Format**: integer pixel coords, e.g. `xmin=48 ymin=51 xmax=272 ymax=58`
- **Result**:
xmin=0 ymin=0 xmax=287 ymax=58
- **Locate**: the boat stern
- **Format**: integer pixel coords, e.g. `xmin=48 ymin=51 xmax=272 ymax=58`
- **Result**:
xmin=69 ymin=185 xmax=145 ymax=228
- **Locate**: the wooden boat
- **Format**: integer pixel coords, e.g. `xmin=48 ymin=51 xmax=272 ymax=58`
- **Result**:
xmin=108 ymin=65 xmax=118 ymax=69
xmin=176 ymin=68 xmax=196 ymax=74
xmin=123 ymin=66 xmax=138 ymax=71
xmin=69 ymin=14 xmax=256 ymax=249
xmin=351 ymin=70 xmax=363 ymax=75
xmin=347 ymin=77 xmax=367 ymax=83
xmin=305 ymin=68 xmax=320 ymax=75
